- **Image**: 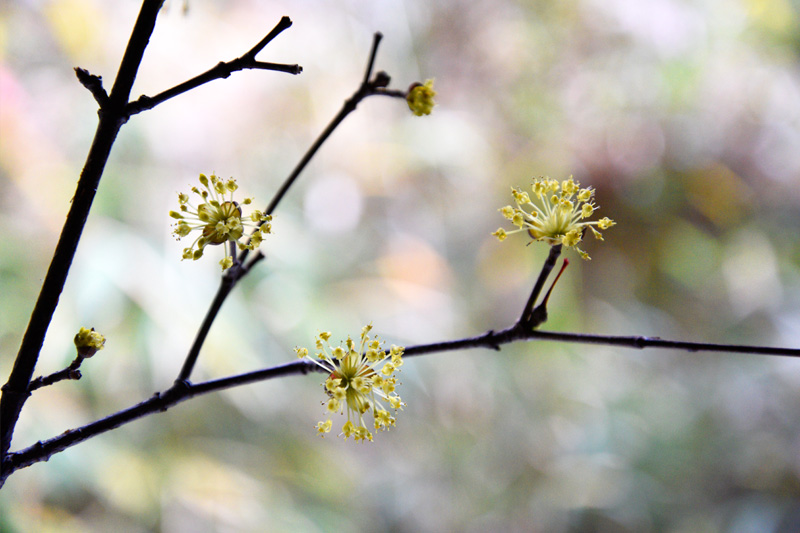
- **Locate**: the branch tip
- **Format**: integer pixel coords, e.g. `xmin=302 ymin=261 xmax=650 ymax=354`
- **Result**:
xmin=248 ymin=15 xmax=295 ymax=58
xmin=363 ymin=32 xmax=384 ymax=85
xmin=74 ymin=67 xmax=109 ymax=107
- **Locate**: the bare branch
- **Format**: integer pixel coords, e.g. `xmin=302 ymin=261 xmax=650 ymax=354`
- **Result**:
xmin=526 ymin=330 xmax=800 ymax=356
xmin=242 ymin=15 xmax=294 ymax=59
xmin=74 ymin=68 xmax=109 ymax=108
xmin=176 ymin=278 xmax=235 ymax=382
xmin=125 ymin=16 xmax=301 ymax=117
xmin=27 ymin=355 xmax=85 ymax=393
xmin=238 ymin=33 xmax=405 ymax=268
xmin=1 ymin=0 xmax=165 ymax=482
xmin=518 ymin=244 xmax=562 ymax=328
xmin=6 ymin=322 xmax=797 ymax=480
xmin=176 ymin=32 xmax=404 ymax=381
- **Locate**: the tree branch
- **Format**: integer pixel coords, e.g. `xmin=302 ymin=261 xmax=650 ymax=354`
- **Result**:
xmin=6 ymin=241 xmax=795 ymax=481
xmin=125 ymin=16 xmax=301 ymax=117
xmin=239 ymin=33 xmax=403 ymax=270
xmin=5 ymin=319 xmax=797 ymax=480
xmin=74 ymin=68 xmax=109 ymax=107
xmin=176 ymin=277 xmax=235 ymax=382
xmin=518 ymin=244 xmax=561 ymax=327
xmin=27 ymin=355 xmax=86 ymax=393
xmin=1 ymin=0 xmax=165 ymax=482
xmin=175 ymin=32 xmax=408 ymax=381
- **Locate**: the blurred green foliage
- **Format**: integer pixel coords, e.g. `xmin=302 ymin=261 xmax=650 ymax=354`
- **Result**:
xmin=1 ymin=0 xmax=799 ymax=531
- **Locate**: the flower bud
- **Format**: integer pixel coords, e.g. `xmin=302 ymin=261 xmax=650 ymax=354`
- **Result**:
xmin=74 ymin=327 xmax=105 ymax=358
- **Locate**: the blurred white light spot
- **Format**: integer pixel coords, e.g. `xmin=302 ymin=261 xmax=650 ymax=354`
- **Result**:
xmin=303 ymin=173 xmax=363 ymax=233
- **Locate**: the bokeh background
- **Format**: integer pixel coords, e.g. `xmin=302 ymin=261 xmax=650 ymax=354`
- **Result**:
xmin=2 ymin=0 xmax=800 ymax=531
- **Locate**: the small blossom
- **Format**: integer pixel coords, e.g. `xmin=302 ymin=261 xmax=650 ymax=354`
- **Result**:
xmin=406 ymin=79 xmax=436 ymax=116
xmin=170 ymin=173 xmax=272 ymax=270
xmin=316 ymin=419 xmax=333 ymax=436
xmin=493 ymin=175 xmax=616 ymax=260
xmin=297 ymin=324 xmax=405 ymax=442
xmin=74 ymin=327 xmax=105 ymax=358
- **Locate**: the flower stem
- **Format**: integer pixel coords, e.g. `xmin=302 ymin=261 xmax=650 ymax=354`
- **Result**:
xmin=518 ymin=244 xmax=562 ymax=327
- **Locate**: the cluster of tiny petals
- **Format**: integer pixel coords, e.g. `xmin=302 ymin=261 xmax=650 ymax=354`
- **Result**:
xmin=406 ymin=79 xmax=436 ymax=116
xmin=169 ymin=173 xmax=272 ymax=270
xmin=492 ymin=176 xmax=616 ymax=260
xmin=295 ymin=324 xmax=405 ymax=442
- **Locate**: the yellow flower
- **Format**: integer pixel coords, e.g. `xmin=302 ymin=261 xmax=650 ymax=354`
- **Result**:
xmin=297 ymin=323 xmax=405 ymax=442
xmin=170 ymin=173 xmax=272 ymax=270
xmin=316 ymin=419 xmax=333 ymax=435
xmin=493 ymin=176 xmax=616 ymax=259
xmin=74 ymin=327 xmax=105 ymax=358
xmin=406 ymin=79 xmax=436 ymax=116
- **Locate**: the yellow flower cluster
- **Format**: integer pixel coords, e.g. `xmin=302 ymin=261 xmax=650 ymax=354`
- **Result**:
xmin=406 ymin=79 xmax=436 ymax=116
xmin=296 ymin=324 xmax=405 ymax=442
xmin=74 ymin=327 xmax=105 ymax=358
xmin=493 ymin=176 xmax=615 ymax=259
xmin=170 ymin=173 xmax=271 ymax=270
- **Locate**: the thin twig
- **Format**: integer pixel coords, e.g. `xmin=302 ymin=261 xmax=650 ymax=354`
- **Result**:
xmin=239 ymin=33 xmax=404 ymax=269
xmin=126 ymin=16 xmax=300 ymax=117
xmin=176 ymin=279 xmax=236 ymax=382
xmin=264 ymin=32 xmax=388 ymax=219
xmin=126 ymin=60 xmax=301 ymax=116
xmin=526 ymin=330 xmax=800 ymax=356
xmin=74 ymin=68 xmax=109 ymax=107
xmin=27 ymin=355 xmax=85 ymax=393
xmin=518 ymin=244 xmax=562 ymax=327
xmin=362 ymin=32 xmax=383 ymax=85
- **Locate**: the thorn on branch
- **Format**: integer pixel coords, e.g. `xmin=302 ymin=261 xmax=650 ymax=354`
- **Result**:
xmin=484 ymin=330 xmax=501 ymax=351
xmin=74 ymin=67 xmax=109 ymax=107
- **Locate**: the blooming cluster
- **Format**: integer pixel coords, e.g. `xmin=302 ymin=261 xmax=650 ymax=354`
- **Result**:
xmin=492 ymin=176 xmax=615 ymax=260
xmin=170 ymin=173 xmax=271 ymax=270
xmin=74 ymin=327 xmax=105 ymax=358
xmin=406 ymin=79 xmax=436 ymax=116
xmin=295 ymin=324 xmax=405 ymax=442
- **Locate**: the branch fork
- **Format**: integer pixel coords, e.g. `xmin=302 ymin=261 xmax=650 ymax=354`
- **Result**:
xmin=5 ymin=6 xmax=799 ymax=490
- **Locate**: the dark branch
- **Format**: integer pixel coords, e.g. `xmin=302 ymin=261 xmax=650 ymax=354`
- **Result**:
xmin=27 ymin=355 xmax=85 ymax=393
xmin=74 ymin=68 xmax=109 ymax=107
xmin=519 ymin=244 xmax=562 ymax=328
xmin=176 ymin=277 xmax=235 ymax=382
xmin=125 ymin=16 xmax=300 ymax=117
xmin=362 ymin=32 xmax=383 ymax=85
xmin=6 ymin=324 xmax=798 ymax=478
xmin=243 ymin=15 xmax=294 ymax=59
xmin=176 ymin=31 xmax=405 ymax=382
xmin=263 ymin=31 xmax=387 ymax=218
xmin=1 ymin=0 xmax=165 ymax=484
xmin=6 ymin=360 xmax=319 ymax=474
xmin=526 ymin=330 xmax=800 ymax=356
xmin=239 ymin=33 xmax=403 ymax=268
